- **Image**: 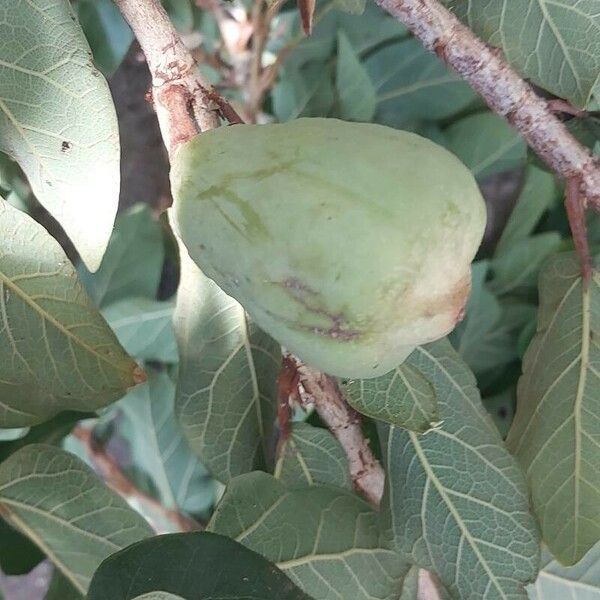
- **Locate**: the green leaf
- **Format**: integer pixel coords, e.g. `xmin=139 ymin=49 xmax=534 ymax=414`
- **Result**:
xmin=273 ymin=63 xmax=334 ymax=122
xmin=0 ymin=199 xmax=139 ymax=428
xmin=274 ymin=422 xmax=352 ymax=490
xmin=102 ymin=298 xmax=177 ymax=364
xmin=0 ymin=0 xmax=120 ymax=271
xmin=0 ymin=445 xmax=152 ymax=594
xmin=0 ymin=517 xmax=44 ymax=575
xmin=209 ymin=471 xmax=407 ymax=600
xmin=134 ymin=594 xmax=184 ymax=600
xmin=445 ymin=0 xmax=600 ymax=108
xmin=342 ymin=364 xmax=439 ymax=432
xmin=162 ymin=0 xmax=194 ymax=32
xmin=495 ymin=166 xmax=558 ymax=256
xmin=0 ymin=428 xmax=28 ymax=441
xmin=451 ymin=262 xmax=516 ymax=377
xmin=87 ymin=532 xmax=312 ymax=600
xmin=336 ymin=32 xmax=376 ymax=121
xmin=77 ymin=0 xmax=133 ymax=75
xmin=380 ymin=339 xmax=540 ymax=599
xmin=446 ymin=112 xmax=527 ymax=179
xmin=483 ymin=389 xmax=515 ymax=438
xmin=45 ymin=569 xmax=83 ymax=600
xmin=492 ymin=233 xmax=563 ymax=295
xmin=0 ymin=411 xmax=91 ymax=464
xmin=174 ymin=248 xmax=279 ymax=483
xmin=334 ymin=0 xmax=366 ymax=15
xmin=507 ymin=253 xmax=600 ymax=565
xmin=528 ymin=545 xmax=600 ymax=598
xmin=336 ymin=4 xmax=407 ymax=55
xmin=365 ymin=38 xmax=476 ymax=128
xmin=79 ymin=205 xmax=165 ymax=308
xmin=117 ymin=369 xmax=215 ymax=517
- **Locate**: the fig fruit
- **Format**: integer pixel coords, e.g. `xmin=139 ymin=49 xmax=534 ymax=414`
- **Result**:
xmin=170 ymin=118 xmax=486 ymax=378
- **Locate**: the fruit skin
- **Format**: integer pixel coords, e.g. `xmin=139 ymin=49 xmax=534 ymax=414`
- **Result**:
xmin=170 ymin=118 xmax=486 ymax=378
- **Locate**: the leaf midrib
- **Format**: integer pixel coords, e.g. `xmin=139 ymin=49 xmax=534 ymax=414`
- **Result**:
xmin=573 ymin=278 xmax=590 ymax=553
xmin=410 ymin=431 xmax=508 ymax=599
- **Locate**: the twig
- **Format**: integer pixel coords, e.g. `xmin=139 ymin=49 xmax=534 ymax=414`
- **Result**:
xmin=374 ymin=0 xmax=600 ymax=212
xmin=291 ymin=359 xmax=385 ymax=507
xmin=73 ymin=425 xmax=201 ymax=533
xmin=114 ymin=0 xmax=232 ymax=153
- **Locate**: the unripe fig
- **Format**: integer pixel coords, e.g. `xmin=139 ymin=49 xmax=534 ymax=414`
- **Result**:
xmin=170 ymin=118 xmax=486 ymax=378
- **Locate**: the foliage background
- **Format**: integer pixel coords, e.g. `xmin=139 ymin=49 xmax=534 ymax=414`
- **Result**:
xmin=0 ymin=0 xmax=599 ymax=598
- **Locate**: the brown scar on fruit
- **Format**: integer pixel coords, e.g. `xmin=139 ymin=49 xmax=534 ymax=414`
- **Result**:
xmin=280 ymin=277 xmax=361 ymax=340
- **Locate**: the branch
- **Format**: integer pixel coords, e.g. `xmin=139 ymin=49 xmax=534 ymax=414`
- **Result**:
xmin=114 ymin=0 xmax=235 ymax=153
xmin=374 ymin=0 xmax=600 ymax=211
xmin=73 ymin=425 xmax=201 ymax=533
xmin=291 ymin=359 xmax=385 ymax=507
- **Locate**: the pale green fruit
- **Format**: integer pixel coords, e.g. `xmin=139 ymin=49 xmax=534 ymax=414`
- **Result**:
xmin=170 ymin=118 xmax=486 ymax=378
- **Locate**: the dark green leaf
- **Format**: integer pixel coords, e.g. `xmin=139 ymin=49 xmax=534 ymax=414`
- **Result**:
xmin=0 ymin=518 xmax=44 ymax=575
xmin=483 ymin=389 xmax=515 ymax=438
xmin=87 ymin=532 xmax=312 ymax=600
xmin=209 ymin=471 xmax=407 ymax=600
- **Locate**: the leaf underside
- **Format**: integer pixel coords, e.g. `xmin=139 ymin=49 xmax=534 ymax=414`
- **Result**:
xmin=508 ymin=253 xmax=600 ymax=565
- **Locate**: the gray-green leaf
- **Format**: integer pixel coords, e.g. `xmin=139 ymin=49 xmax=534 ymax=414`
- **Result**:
xmin=0 ymin=0 xmax=120 ymax=271
xmin=79 ymin=204 xmax=165 ymax=308
xmin=365 ymin=38 xmax=476 ymax=128
xmin=446 ymin=112 xmax=527 ymax=179
xmin=0 ymin=199 xmax=139 ymax=428
xmin=336 ymin=32 xmax=376 ymax=121
xmin=380 ymin=339 xmax=540 ymax=599
xmin=491 ymin=233 xmax=563 ymax=295
xmin=507 ymin=253 xmax=600 ymax=565
xmin=0 ymin=445 xmax=152 ymax=594
xmin=528 ymin=545 xmax=600 ymax=598
xmin=445 ymin=0 xmax=600 ymax=108
xmin=274 ymin=422 xmax=352 ymax=490
xmin=87 ymin=532 xmax=312 ymax=600
xmin=208 ymin=471 xmax=407 ymax=600
xmin=117 ymin=369 xmax=215 ymax=517
xmin=174 ymin=247 xmax=279 ymax=483
xmin=102 ymin=298 xmax=177 ymax=364
xmin=495 ymin=166 xmax=557 ymax=256
xmin=342 ymin=363 xmax=439 ymax=432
